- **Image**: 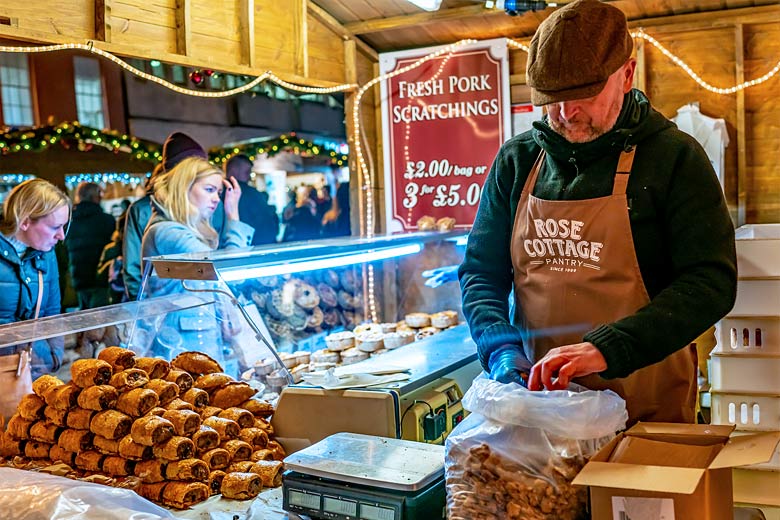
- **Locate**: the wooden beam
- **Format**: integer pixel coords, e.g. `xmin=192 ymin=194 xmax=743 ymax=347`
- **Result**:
xmin=344 ymin=5 xmax=496 ymax=35
xmin=734 ymin=23 xmax=747 ymax=226
xmin=174 ymin=0 xmax=191 ymax=56
xmin=634 ymin=36 xmax=646 ymax=93
xmin=238 ymin=0 xmax=255 ymax=67
xmin=344 ymin=39 xmax=362 ymax=236
xmin=293 ymin=0 xmax=308 ymax=78
xmin=509 ymin=73 xmax=526 ymax=85
xmin=95 ymin=0 xmax=112 ymax=43
xmin=307 ymin=0 xmax=377 ymax=60
xmin=628 ymin=4 xmax=780 ymax=34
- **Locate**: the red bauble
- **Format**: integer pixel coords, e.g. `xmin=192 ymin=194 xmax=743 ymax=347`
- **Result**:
xmin=189 ymin=70 xmax=204 ymax=85
xmin=203 ymin=69 xmax=214 ymax=77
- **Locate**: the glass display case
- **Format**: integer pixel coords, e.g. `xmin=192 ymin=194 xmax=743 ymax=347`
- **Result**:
xmin=132 ymin=230 xmax=470 ymax=394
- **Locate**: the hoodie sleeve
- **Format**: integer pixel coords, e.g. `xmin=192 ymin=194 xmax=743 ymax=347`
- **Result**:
xmin=122 ymin=201 xmax=145 ymax=301
xmin=458 ymin=144 xmax=525 ymax=371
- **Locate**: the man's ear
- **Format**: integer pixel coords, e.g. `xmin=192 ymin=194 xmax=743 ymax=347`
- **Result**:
xmin=624 ymin=59 xmax=638 ymax=93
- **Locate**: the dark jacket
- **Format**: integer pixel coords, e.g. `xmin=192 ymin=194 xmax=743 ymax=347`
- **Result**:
xmin=459 ymin=89 xmax=737 ymax=379
xmin=0 ymin=234 xmax=64 ymax=378
xmin=237 ymin=181 xmax=277 ymax=245
xmin=65 ymin=201 xmax=114 ymax=290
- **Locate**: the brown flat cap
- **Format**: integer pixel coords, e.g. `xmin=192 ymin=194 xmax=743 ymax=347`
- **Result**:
xmin=526 ymin=0 xmax=633 ymax=106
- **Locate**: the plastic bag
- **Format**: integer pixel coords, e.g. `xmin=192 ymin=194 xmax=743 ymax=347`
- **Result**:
xmin=445 ymin=374 xmax=627 ymax=520
xmin=0 ymin=467 xmax=175 ymax=520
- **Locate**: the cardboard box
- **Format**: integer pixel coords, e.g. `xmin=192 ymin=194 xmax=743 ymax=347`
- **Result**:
xmin=572 ymin=423 xmax=780 ymax=520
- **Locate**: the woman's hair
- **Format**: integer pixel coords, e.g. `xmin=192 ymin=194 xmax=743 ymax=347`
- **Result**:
xmin=0 ymin=178 xmax=71 ymax=235
xmin=152 ymin=157 xmax=222 ymax=248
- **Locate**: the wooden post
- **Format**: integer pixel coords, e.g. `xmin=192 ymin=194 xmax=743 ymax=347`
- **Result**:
xmin=95 ymin=0 xmax=111 ymax=43
xmin=344 ymin=39 xmax=362 ymax=237
xmin=175 ymin=0 xmax=191 ymax=57
xmin=294 ymin=0 xmax=308 ymax=78
xmin=238 ymin=0 xmax=255 ymax=68
xmin=634 ymin=37 xmax=646 ymax=93
xmin=735 ymin=23 xmax=747 ymax=226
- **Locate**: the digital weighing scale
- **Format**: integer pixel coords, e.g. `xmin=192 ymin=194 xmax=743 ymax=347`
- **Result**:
xmin=282 ymin=432 xmax=446 ymax=520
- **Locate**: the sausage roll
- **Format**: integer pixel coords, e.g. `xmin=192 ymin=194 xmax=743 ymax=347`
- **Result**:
xmin=136 ymin=482 xmax=168 ymax=503
xmin=75 ymin=450 xmax=106 ymax=472
xmin=66 ymin=407 xmax=96 ymax=430
xmin=18 ymin=393 xmax=46 ymax=421
xmin=250 ymin=459 xmax=284 ymax=487
xmin=227 ymin=461 xmax=255 ymax=473
xmin=130 ymin=415 xmax=175 ymax=446
xmin=220 ymin=472 xmax=262 ymax=500
xmin=210 ymin=382 xmax=257 ymax=409
xmin=102 ymin=455 xmax=136 ymax=476
xmin=200 ymin=447 xmax=230 ymax=470
xmin=199 ymin=406 xmax=222 ymax=420
xmin=43 ymin=406 xmax=69 ymax=427
xmin=165 ymin=369 xmax=193 ymax=393
xmin=165 ymin=398 xmax=195 ymax=412
xmin=134 ymin=357 xmax=171 ymax=380
xmin=24 ymin=440 xmax=52 ymax=459
xmin=49 ymin=443 xmax=77 ymax=466
xmin=118 ymin=434 xmax=154 ymax=460
xmin=267 ymin=439 xmax=286 ymax=461
xmin=254 ymin=417 xmax=274 ymax=435
xmin=76 ymin=385 xmax=119 ymax=411
xmin=192 ymin=425 xmax=220 ymax=453
xmin=208 ymin=470 xmax=226 ymax=495
xmin=161 ymin=409 xmax=201 ymax=437
xmin=0 ymin=432 xmax=25 ymax=458
xmin=171 ymin=352 xmax=222 ymax=375
xmin=238 ymin=427 xmax=269 ymax=449
xmin=32 ymin=374 xmax=63 ymax=398
xmin=57 ymin=429 xmax=93 ymax=453
xmin=250 ymin=449 xmax=275 ymax=462
xmin=145 ymin=407 xmax=166 ymax=417
xmin=181 ymin=387 xmax=209 ymax=409
xmin=109 ymin=368 xmax=149 ymax=392
xmin=90 ymin=410 xmax=132 ymax=440
xmin=193 ymin=372 xmax=232 ymax=393
xmin=221 ymin=439 xmax=252 ymax=462
xmin=97 ymin=346 xmax=136 ymax=372
xmin=93 ymin=434 xmax=120 ymax=455
xmin=30 ymin=421 xmax=61 ymax=444
xmin=116 ymin=388 xmax=159 ymax=417
xmin=161 ymin=481 xmax=209 ymax=509
xmin=70 ymin=358 xmax=113 ymax=388
xmin=45 ymin=383 xmax=81 ymax=411
xmin=218 ymin=407 xmax=254 ymax=428
xmin=164 ymin=458 xmax=210 ymax=481
xmin=135 ymin=459 xmax=168 ymax=483
xmin=202 ymin=416 xmax=239 ymax=441
xmin=144 ymin=379 xmax=179 ymax=406
xmin=153 ymin=435 xmax=195 ymax=461
xmin=239 ymin=398 xmax=274 ymax=418
xmin=6 ymin=414 xmax=34 ymax=440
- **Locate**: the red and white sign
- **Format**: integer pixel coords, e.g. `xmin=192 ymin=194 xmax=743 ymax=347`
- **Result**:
xmin=379 ymin=39 xmax=511 ymax=232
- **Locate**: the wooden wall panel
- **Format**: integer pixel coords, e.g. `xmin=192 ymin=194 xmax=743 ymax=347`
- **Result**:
xmin=253 ymin=0 xmax=298 ymax=76
xmin=109 ymin=0 xmax=178 ymax=55
xmin=0 ymin=1 xmax=95 ymax=40
xmin=307 ymin=12 xmax=346 ymax=84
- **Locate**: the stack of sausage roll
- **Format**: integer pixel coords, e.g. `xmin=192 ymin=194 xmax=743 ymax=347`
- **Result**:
xmin=0 ymin=347 xmax=286 ymax=509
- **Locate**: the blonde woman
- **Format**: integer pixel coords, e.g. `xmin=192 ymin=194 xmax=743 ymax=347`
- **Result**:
xmin=0 ymin=179 xmax=70 ymax=419
xmin=140 ymin=157 xmax=253 ymax=367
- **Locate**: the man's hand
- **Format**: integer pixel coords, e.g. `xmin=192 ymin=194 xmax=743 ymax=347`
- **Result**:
xmin=488 ymin=345 xmax=533 ymax=387
xmin=528 ymin=342 xmax=607 ymax=391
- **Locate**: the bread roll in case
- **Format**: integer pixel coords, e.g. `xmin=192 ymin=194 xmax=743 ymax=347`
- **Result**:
xmin=134 ymin=357 xmax=170 ymax=380
xmin=32 ymin=374 xmax=63 ymax=398
xmin=210 ymin=382 xmax=257 ymax=409
xmin=44 ymin=383 xmax=81 ymax=411
xmin=162 ymin=409 xmax=201 ymax=436
xmin=181 ymin=387 xmax=209 ymax=409
xmin=0 ymin=432 xmax=25 ymax=457
xmin=165 ymin=369 xmax=193 ymax=393
xmin=109 ymin=369 xmax=149 ymax=392
xmin=102 ymin=455 xmax=135 ymax=476
xmin=227 ymin=460 xmax=255 ymax=473
xmin=192 ymin=425 xmax=220 ymax=452
xmin=70 ymin=359 xmax=113 ymax=388
xmin=90 ymin=409 xmax=132 ymax=440
xmin=162 ymin=481 xmax=210 ymax=509
xmin=221 ymin=472 xmax=262 ymax=500
xmin=77 ymin=385 xmax=119 ymax=411
xmin=153 ymin=436 xmax=195 ymax=461
xmin=165 ymin=398 xmax=195 ymax=412
xmin=43 ymin=406 xmax=68 ymax=427
xmin=145 ymin=379 xmax=179 ymax=406
xmin=135 ymin=459 xmax=167 ymax=483
xmin=75 ymin=450 xmax=106 ymax=472
xmin=93 ymin=434 xmax=120 ymax=455
xmin=202 ymin=416 xmax=239 ymax=441
xmin=49 ymin=443 xmax=77 ymax=466
xmin=6 ymin=414 xmax=34 ymax=440
xmin=118 ymin=434 xmax=154 ymax=460
xmin=250 ymin=459 xmax=284 ymax=487
xmin=130 ymin=415 xmax=175 ymax=446
xmin=25 ymin=440 xmax=52 ymax=459
xmin=66 ymin=407 xmax=96 ymax=430
xmin=58 ymin=429 xmax=93 ymax=453
xmin=18 ymin=393 xmax=46 ymax=420
xmin=239 ymin=399 xmax=274 ymax=418
xmin=208 ymin=470 xmax=226 ymax=495
xmin=172 ymin=352 xmax=222 ymax=376
xmin=238 ymin=427 xmax=269 ymax=448
xmin=221 ymin=439 xmax=252 ymax=461
xmin=200 ymin=447 xmax=230 ymax=469
xmin=199 ymin=406 xmax=222 ymax=420
xmin=194 ymin=372 xmax=232 ymax=393
xmin=136 ymin=482 xmax=168 ymax=502
xmin=164 ymin=458 xmax=209 ymax=481
xmin=29 ymin=421 xmax=61 ymax=443
xmin=251 ymin=449 xmax=274 ymax=462
xmin=97 ymin=346 xmax=135 ymax=372
xmin=116 ymin=388 xmax=159 ymax=417
xmin=218 ymin=407 xmax=253 ymax=428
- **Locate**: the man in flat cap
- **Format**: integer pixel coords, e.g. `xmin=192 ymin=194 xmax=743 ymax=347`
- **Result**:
xmin=459 ymin=0 xmax=736 ymax=424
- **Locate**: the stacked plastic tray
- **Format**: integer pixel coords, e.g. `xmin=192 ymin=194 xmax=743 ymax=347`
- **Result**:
xmin=710 ymin=224 xmax=780 ymax=511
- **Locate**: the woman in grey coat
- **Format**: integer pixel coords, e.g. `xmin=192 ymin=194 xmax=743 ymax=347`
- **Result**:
xmin=139 ymin=157 xmax=253 ymax=372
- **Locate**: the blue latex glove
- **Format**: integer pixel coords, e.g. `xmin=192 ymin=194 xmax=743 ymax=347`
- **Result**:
xmin=488 ymin=345 xmax=533 ymax=387
xmin=421 ymin=265 xmax=459 ymax=288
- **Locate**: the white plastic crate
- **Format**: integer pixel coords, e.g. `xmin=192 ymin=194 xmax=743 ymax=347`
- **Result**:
xmin=730 ymin=279 xmax=780 ymax=317
xmin=734 ymin=468 xmax=780 ymax=507
xmin=735 ymin=224 xmax=780 ymax=279
xmin=716 ymin=317 xmax=780 ymax=355
xmin=710 ymin=354 xmax=780 ymax=394
xmin=711 ymin=392 xmax=780 ymax=431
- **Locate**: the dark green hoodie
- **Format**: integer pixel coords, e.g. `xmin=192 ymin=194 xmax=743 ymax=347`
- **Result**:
xmin=459 ymin=89 xmax=737 ymax=379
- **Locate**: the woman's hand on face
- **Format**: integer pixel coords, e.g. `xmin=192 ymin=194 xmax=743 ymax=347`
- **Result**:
xmin=223 ymin=176 xmax=242 ymax=220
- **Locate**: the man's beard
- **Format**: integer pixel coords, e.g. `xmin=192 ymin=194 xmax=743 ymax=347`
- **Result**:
xmin=548 ymin=118 xmax=606 ymax=143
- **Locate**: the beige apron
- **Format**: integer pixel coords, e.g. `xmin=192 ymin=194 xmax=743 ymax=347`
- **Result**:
xmin=510 ymin=148 xmax=697 ymax=425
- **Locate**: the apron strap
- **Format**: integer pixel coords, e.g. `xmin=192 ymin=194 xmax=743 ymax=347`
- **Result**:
xmin=612 ymin=147 xmax=636 ymax=195
xmin=522 ymin=150 xmax=546 ymax=195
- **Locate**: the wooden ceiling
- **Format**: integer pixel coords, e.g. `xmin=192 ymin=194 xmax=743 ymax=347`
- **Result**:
xmin=312 ymin=0 xmax=780 ymax=53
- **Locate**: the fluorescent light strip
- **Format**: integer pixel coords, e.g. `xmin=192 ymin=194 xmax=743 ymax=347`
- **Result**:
xmin=219 ymin=243 xmax=423 ymax=282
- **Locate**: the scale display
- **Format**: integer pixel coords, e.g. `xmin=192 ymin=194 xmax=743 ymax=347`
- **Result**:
xmin=289 ymin=489 xmax=321 ymax=509
xmin=360 ymin=503 xmax=395 ymax=520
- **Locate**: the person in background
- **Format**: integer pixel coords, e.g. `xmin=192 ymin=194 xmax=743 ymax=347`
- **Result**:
xmin=123 ymin=132 xmax=223 ymax=301
xmin=141 ymin=157 xmax=253 ymax=367
xmin=0 ymin=179 xmax=70 ymax=418
xmin=97 ymin=209 xmax=128 ymax=305
xmin=65 ymin=182 xmax=115 ymax=309
xmin=283 ymin=186 xmax=320 ymax=242
xmin=321 ymin=182 xmax=351 ymax=237
xmin=224 ymin=154 xmax=276 ymax=245
xmin=315 ymin=184 xmax=333 ymax=222
xmin=459 ymin=0 xmax=736 ymax=425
